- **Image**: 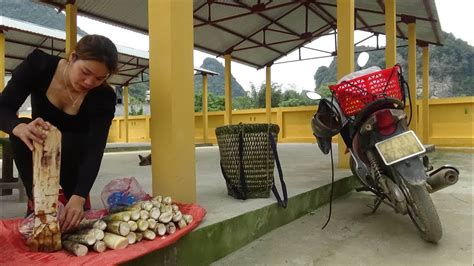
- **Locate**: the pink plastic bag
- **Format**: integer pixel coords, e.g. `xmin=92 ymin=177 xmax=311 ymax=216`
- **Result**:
xmin=100 ymin=177 xmax=150 ymax=210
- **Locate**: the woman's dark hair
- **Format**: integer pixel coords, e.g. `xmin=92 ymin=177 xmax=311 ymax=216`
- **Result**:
xmin=74 ymin=34 xmax=119 ymax=74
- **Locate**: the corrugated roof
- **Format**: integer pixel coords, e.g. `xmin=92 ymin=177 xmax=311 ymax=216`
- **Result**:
xmin=1 ymin=15 xmax=149 ymax=86
xmin=35 ymin=0 xmax=443 ymax=69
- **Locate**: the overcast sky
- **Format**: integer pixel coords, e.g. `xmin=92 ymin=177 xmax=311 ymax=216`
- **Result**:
xmin=77 ymin=0 xmax=473 ymax=92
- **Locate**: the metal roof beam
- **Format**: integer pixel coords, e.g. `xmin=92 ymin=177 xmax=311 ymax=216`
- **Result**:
xmin=215 ymin=2 xmax=303 ymax=59
xmin=193 ymin=15 xmax=285 ymax=57
xmin=316 ymin=1 xmax=438 ymax=23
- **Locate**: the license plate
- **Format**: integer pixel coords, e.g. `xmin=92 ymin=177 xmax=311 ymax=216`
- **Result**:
xmin=375 ymin=130 xmax=425 ymax=165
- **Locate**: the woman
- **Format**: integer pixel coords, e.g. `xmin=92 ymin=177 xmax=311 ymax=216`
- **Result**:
xmin=0 ymin=34 xmax=118 ymax=232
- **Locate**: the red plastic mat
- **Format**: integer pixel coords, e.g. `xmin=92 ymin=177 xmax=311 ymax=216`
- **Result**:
xmin=0 ymin=203 xmax=206 ymax=266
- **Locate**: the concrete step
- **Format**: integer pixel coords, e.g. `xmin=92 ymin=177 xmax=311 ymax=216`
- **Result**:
xmin=125 ymin=176 xmax=356 ymax=265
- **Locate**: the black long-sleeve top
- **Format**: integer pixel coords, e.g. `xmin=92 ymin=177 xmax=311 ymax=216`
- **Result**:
xmin=0 ymin=49 xmax=116 ymax=198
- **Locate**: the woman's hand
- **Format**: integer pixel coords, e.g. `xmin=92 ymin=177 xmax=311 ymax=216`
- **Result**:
xmin=12 ymin=118 xmax=50 ymax=151
xmin=59 ymin=195 xmax=85 ymax=233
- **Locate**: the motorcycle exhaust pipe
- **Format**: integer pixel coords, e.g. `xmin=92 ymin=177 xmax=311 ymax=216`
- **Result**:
xmin=426 ymin=166 xmax=459 ymax=193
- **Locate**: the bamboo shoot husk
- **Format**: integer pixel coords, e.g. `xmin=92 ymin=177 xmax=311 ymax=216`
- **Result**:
xmin=27 ymin=126 xmax=62 ymax=252
xmin=103 ymin=232 xmax=128 ymax=250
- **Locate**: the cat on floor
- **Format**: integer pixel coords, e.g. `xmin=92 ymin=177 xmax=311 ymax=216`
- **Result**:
xmin=138 ymin=153 xmax=151 ymax=166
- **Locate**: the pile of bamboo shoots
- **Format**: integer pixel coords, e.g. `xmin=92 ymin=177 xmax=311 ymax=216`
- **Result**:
xmin=61 ymin=195 xmax=193 ymax=256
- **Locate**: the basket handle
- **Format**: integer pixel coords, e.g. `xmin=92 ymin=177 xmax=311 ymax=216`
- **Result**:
xmin=218 ymin=129 xmax=249 ymax=200
xmin=269 ymin=133 xmax=288 ymax=208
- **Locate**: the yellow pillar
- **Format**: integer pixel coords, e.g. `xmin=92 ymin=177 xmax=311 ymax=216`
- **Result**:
xmin=148 ymin=0 xmax=196 ymax=203
xmin=407 ymin=21 xmax=418 ymax=133
xmin=422 ymin=45 xmax=430 ymax=143
xmin=0 ymin=30 xmax=5 ymax=92
xmin=65 ymin=2 xmax=77 ymax=55
xmin=123 ymin=85 xmax=129 ymax=143
xmin=385 ymin=0 xmax=397 ymax=67
xmin=336 ymin=0 xmax=354 ymax=168
xmin=224 ymin=54 xmax=232 ymax=125
xmin=0 ymin=30 xmax=5 ymax=138
xmin=266 ymin=65 xmax=272 ymax=123
xmin=202 ymin=74 xmax=209 ymax=143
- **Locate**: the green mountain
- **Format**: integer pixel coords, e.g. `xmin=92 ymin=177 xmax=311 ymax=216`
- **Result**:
xmin=194 ymin=57 xmax=247 ymax=98
xmin=314 ymin=32 xmax=474 ymax=98
xmin=0 ymin=0 xmax=88 ymax=35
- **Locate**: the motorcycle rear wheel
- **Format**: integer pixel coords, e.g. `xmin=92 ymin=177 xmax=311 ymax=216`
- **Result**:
xmin=402 ymin=181 xmax=442 ymax=243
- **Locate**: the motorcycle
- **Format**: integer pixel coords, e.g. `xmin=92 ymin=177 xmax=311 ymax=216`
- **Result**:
xmin=308 ymin=53 xmax=459 ymax=243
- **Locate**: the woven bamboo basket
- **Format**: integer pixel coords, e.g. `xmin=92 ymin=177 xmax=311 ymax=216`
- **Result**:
xmin=215 ymin=123 xmax=280 ymax=199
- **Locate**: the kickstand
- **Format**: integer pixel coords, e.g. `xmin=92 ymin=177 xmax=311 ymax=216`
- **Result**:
xmin=371 ymin=196 xmax=384 ymax=214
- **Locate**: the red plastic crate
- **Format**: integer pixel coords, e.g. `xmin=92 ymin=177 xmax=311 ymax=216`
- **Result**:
xmin=329 ymin=65 xmax=403 ymax=116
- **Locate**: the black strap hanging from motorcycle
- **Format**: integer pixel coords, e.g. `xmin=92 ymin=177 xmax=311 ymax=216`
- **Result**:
xmin=220 ymin=128 xmax=288 ymax=208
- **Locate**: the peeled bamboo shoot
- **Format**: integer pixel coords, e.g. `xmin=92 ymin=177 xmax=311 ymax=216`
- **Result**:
xmin=137 ymin=219 xmax=149 ymax=232
xmin=65 ymin=233 xmax=97 ymax=246
xmin=75 ymin=228 xmax=104 ymax=241
xmin=135 ymin=232 xmax=143 ymax=242
xmin=139 ymin=210 xmax=150 ymax=220
xmin=92 ymin=240 xmax=106 ymax=253
xmin=162 ymin=196 xmax=172 ymax=205
xmin=126 ymin=232 xmax=137 ymax=244
xmin=127 ymin=220 xmax=138 ymax=232
xmin=147 ymin=218 xmax=157 ymax=230
xmin=149 ymin=207 xmax=160 ymax=220
xmin=103 ymin=232 xmax=128 ymax=250
xmin=166 ymin=223 xmax=176 ymax=234
xmin=106 ymin=221 xmax=130 ymax=236
xmin=62 ymin=240 xmax=88 ymax=256
xmin=103 ymin=211 xmax=131 ymax=222
xmin=155 ymin=223 xmax=166 ymax=236
xmin=183 ymin=214 xmax=193 ymax=224
xmin=177 ymin=219 xmax=187 ymax=229
xmin=143 ymin=230 xmax=156 ymax=240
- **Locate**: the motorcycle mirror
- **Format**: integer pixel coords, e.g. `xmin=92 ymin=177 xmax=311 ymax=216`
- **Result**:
xmin=357 ymin=52 xmax=370 ymax=68
xmin=306 ymin=91 xmax=322 ymax=100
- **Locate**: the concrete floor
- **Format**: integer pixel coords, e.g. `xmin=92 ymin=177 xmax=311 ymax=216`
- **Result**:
xmin=1 ymin=145 xmax=471 ymax=265
xmin=212 ymin=150 xmax=473 ymax=265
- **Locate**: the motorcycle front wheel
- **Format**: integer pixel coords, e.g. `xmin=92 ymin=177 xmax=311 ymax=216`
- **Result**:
xmin=401 ymin=181 xmax=442 ymax=243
